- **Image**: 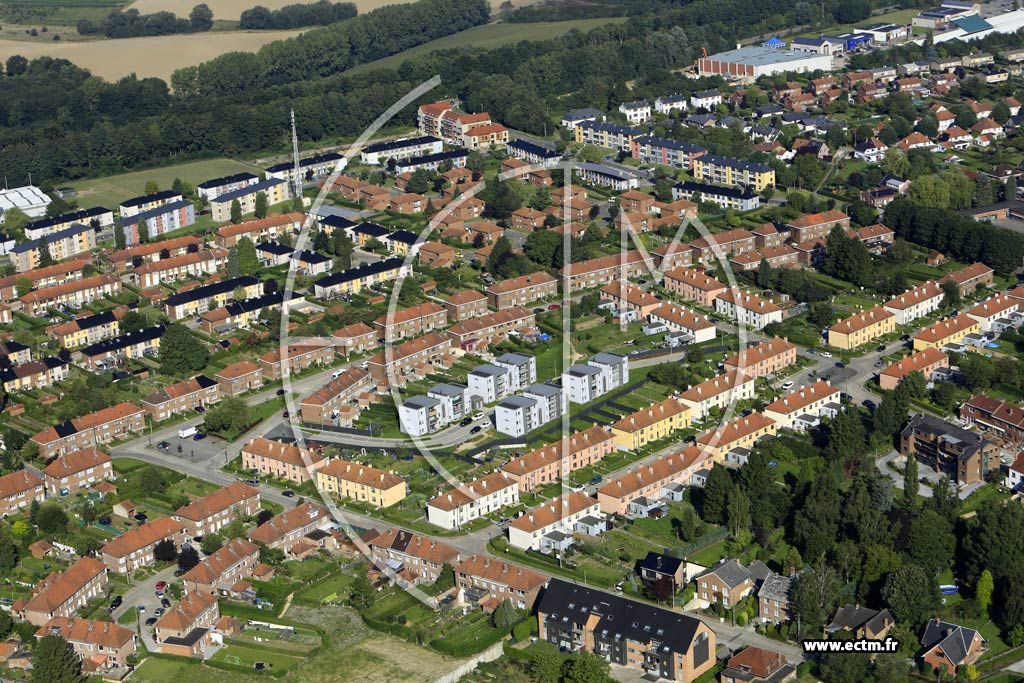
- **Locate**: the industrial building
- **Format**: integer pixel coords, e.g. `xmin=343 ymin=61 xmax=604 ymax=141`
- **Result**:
xmin=698 ymin=46 xmax=833 ymax=79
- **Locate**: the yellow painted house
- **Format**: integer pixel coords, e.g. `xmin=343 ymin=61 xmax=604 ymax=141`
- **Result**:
xmin=315 ymin=459 xmax=407 ymax=508
xmin=691 ymin=154 xmax=776 ymax=192
xmin=828 ymin=306 xmax=896 ymax=350
xmin=914 ymin=314 xmax=980 ymax=351
xmin=611 ymin=397 xmax=692 ymax=451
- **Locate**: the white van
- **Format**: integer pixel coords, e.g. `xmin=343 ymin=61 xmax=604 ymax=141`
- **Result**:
xmin=178 ymin=426 xmax=197 ymax=439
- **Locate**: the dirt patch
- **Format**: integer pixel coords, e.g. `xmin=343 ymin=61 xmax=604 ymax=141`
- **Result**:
xmin=0 ymin=29 xmax=304 ymax=80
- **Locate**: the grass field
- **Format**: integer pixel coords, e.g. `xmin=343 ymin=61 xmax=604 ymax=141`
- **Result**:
xmin=0 ymin=29 xmax=305 ymax=80
xmin=71 ymin=158 xmax=261 ymax=208
xmin=347 ymin=17 xmax=627 ymax=74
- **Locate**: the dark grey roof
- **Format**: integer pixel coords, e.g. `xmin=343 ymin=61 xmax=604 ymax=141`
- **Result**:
xmin=471 ymin=364 xmax=508 ymax=378
xmin=921 ymin=620 xmax=980 ymax=665
xmin=524 ymin=382 xmax=562 ymax=398
xmin=266 ymin=151 xmax=343 ymax=173
xmin=828 ymin=605 xmax=893 ymax=634
xmin=590 ymin=352 xmax=627 ymax=366
xmin=538 ymin=578 xmax=703 ymax=655
xmin=210 ymin=179 xmax=284 ymax=204
xmin=164 ymin=276 xmax=259 ymax=308
xmin=568 ymin=364 xmax=600 ymax=377
xmin=197 ymin=172 xmax=258 ymax=190
xmin=902 ymin=413 xmax=989 ymax=464
xmin=498 ymin=396 xmax=536 ymax=409
xmin=563 ymin=108 xmax=603 ymax=120
xmin=428 ymin=383 xmax=466 ymax=398
xmin=495 ymin=352 xmax=533 ymax=366
xmin=120 ymin=190 xmax=178 ymax=209
xmin=314 ymin=257 xmax=403 ymax=289
xmin=403 ymin=395 xmax=440 ymax=409
xmin=362 ymin=136 xmax=440 ymax=155
xmin=640 ymin=551 xmax=683 ymax=577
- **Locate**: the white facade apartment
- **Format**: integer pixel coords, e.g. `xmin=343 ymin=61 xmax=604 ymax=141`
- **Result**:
xmin=679 ymin=372 xmax=756 ymax=420
xmin=763 ymin=381 xmax=840 ymax=431
xmin=398 ymin=395 xmax=445 ymax=437
xmin=426 ymin=472 xmax=520 ymax=530
xmin=713 ymin=291 xmax=783 ymax=330
xmin=654 ymin=95 xmax=688 ymax=115
xmin=495 ymin=396 xmax=541 ymax=437
xmin=507 ymin=493 xmax=603 ymax=551
xmin=522 ymin=383 xmax=566 ymax=424
xmin=467 ymin=365 xmax=509 ymax=404
xmin=647 ymin=304 xmax=716 ymax=344
xmin=565 ymin=365 xmax=605 ymax=405
xmin=883 ymin=281 xmax=944 ymax=325
xmin=427 ymin=383 xmax=469 ymax=422
xmin=493 ymin=353 xmax=537 ymax=392
xmin=618 ymin=101 xmax=652 ymax=124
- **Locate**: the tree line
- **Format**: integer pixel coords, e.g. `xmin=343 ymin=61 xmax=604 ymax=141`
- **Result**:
xmin=239 ymin=0 xmax=357 ymax=30
xmin=170 ymin=0 xmax=490 ymax=96
xmin=77 ymin=4 xmax=213 ymax=38
xmin=883 ymin=197 xmax=1024 ymax=274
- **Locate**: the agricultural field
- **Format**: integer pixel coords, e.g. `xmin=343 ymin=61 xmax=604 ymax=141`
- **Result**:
xmin=0 ymin=29 xmax=304 ymax=80
xmin=346 ymin=16 xmax=628 ymax=74
xmin=0 ymin=0 xmax=126 ymax=26
xmin=70 ymin=158 xmax=262 ymax=208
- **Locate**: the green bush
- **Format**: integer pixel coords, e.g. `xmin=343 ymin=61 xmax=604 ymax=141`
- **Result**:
xmin=511 ymin=617 xmax=536 ymax=642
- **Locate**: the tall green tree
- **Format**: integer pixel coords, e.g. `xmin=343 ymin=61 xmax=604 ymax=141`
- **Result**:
xmin=977 ymin=569 xmax=995 ymax=616
xmin=235 ymin=236 xmax=259 ymax=275
xmin=113 ymin=222 xmax=126 ymax=249
xmin=158 ymin=323 xmax=209 ymax=376
xmin=906 ymin=509 xmax=955 ymax=574
xmin=700 ymin=465 xmax=733 ymax=525
xmin=37 ymin=237 xmax=54 ymax=267
xmin=230 ymin=199 xmax=243 ymax=224
xmin=903 ymin=453 xmax=919 ymax=506
xmin=253 ymin=191 xmax=268 ymax=218
xmin=137 ymin=218 xmax=150 ymax=244
xmin=882 ymin=564 xmax=941 ymax=628
xmin=31 ymin=635 xmax=85 ymax=683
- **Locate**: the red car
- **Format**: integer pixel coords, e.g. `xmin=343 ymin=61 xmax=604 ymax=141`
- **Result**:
xmin=547 ymin=304 xmax=561 ymax=310
xmin=155 ymin=581 xmax=167 ymax=590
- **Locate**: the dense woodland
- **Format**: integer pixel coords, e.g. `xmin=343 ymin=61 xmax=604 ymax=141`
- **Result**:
xmin=238 ymin=0 xmax=357 ymax=30
xmin=76 ymin=4 xmax=214 ymax=38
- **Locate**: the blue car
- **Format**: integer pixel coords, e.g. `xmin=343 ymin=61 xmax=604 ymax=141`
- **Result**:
xmin=193 ymin=433 xmax=207 ymax=441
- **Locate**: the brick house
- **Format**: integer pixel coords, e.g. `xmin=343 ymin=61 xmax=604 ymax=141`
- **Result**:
xmin=331 ymin=322 xmax=378 ymax=357
xmin=258 ymin=343 xmax=334 ymax=381
xmin=919 ymin=620 xmax=985 ymax=676
xmin=141 ymin=375 xmax=221 ymax=421
xmin=0 ymin=470 xmax=45 ymax=516
xmin=900 ymin=413 xmax=997 ymax=485
xmin=455 ymin=555 xmax=546 ymax=611
xmin=559 ymin=251 xmax=652 ymax=293
xmin=99 ymin=517 xmax=187 ymax=574
xmin=486 ymin=272 xmax=558 ymax=310
xmin=372 ymin=302 xmax=447 ymax=343
xmin=663 ymin=268 xmax=726 ymax=306
xmin=694 ymin=559 xmax=770 ymax=609
xmin=31 ymin=402 xmax=147 ymax=459
xmin=246 ymin=502 xmax=331 ymax=552
xmin=446 ymin=307 xmax=535 ymax=351
xmin=16 ymin=557 xmax=108 ymax=626
xmin=501 ymin=426 xmax=616 ymax=492
xmin=879 ymin=348 xmax=948 ymax=390
xmin=299 ymin=367 xmax=373 ymax=426
xmin=366 ymin=528 xmax=460 ymax=584
xmin=172 ymin=482 xmax=260 ymax=538
xmin=960 ymin=394 xmax=1024 ymax=446
xmin=42 ymin=448 xmax=113 ymax=496
xmin=36 ymin=617 xmax=136 ymax=672
xmin=214 ymin=361 xmax=263 ymax=396
xmin=181 ymin=538 xmax=260 ymax=595
xmin=240 ymin=436 xmax=326 ymax=484
xmin=720 ymin=646 xmax=796 ymax=683
xmin=723 ymin=338 xmax=797 ymax=378
xmin=365 ymin=331 xmax=454 ymax=381
xmin=155 ymin=591 xmax=220 ymax=658
xmin=445 ymin=289 xmax=489 ymax=322
xmin=786 ymin=210 xmax=850 ymax=243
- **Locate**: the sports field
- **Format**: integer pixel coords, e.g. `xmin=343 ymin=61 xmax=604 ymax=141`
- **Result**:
xmin=72 ymin=158 xmax=262 ymax=208
xmin=347 ymin=16 xmax=627 ymax=74
xmin=0 ymin=29 xmax=304 ymax=80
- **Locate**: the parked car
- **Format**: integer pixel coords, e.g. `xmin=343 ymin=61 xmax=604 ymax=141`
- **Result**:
xmin=193 ymin=406 xmax=205 ymax=413
xmin=154 ymin=608 xmax=165 ymax=617
xmin=155 ymin=581 xmax=167 ymax=590
xmin=472 ymin=412 xmax=485 ymax=421
xmin=460 ymin=417 xmax=472 ymax=427
xmin=820 ymin=351 xmax=833 ymax=358
xmin=533 ymin=308 xmax=545 ymax=314
xmin=134 ymin=513 xmax=147 ymax=522
xmin=547 ymin=304 xmax=561 ymax=310
xmin=137 ymin=605 xmax=146 ymax=613
xmin=876 ymin=345 xmax=886 ymax=352
xmin=156 ymin=441 xmax=170 ymax=450
xmin=862 ymin=399 xmax=877 ymax=410
xmin=782 ymin=380 xmax=794 ymax=390
xmin=470 ymin=426 xmax=482 ymax=434
xmin=145 ymin=617 xmax=157 ymax=626
xmin=193 ymin=432 xmax=207 ymax=441
xmin=110 ymin=596 xmax=123 ymax=610
xmin=173 ymin=568 xmax=187 ymax=577
xmin=282 ymin=490 xmax=295 ymax=497
xmin=161 ymin=598 xmax=171 ymax=608
xmin=276 ymin=389 xmax=286 ymax=396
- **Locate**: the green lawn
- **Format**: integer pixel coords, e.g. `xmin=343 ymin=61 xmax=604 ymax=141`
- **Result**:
xmin=132 ymin=657 xmax=200 ymax=683
xmin=211 ymin=642 xmax=304 ymax=671
xmin=72 ymin=158 xmax=261 ymax=208
xmin=347 ymin=17 xmax=628 ymax=75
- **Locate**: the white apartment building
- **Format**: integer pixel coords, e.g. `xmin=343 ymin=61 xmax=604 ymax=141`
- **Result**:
xmin=493 ymin=353 xmax=537 ymax=392
xmin=713 ymin=290 xmax=783 ymax=330
xmin=467 ymin=364 xmax=510 ymax=404
xmin=507 ymin=492 xmax=605 ymax=552
xmin=618 ymin=100 xmax=652 ymax=124
xmin=679 ymin=371 xmax=756 ymax=420
xmin=763 ymin=381 xmax=840 ymax=431
xmin=495 ymin=396 xmax=542 ymax=437
xmin=426 ymin=471 xmax=519 ymax=530
xmin=883 ymin=281 xmax=944 ymax=325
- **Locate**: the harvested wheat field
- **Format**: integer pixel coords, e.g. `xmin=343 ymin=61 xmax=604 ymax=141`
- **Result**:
xmin=0 ymin=29 xmax=304 ymax=80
